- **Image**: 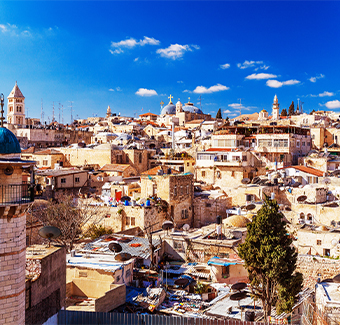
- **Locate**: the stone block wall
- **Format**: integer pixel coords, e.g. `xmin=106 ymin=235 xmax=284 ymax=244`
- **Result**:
xmin=0 ymin=211 xmax=26 ymax=325
xmin=296 ymin=255 xmax=340 ymax=288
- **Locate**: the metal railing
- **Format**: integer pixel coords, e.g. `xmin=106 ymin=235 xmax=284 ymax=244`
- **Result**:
xmin=0 ymin=184 xmax=34 ymax=206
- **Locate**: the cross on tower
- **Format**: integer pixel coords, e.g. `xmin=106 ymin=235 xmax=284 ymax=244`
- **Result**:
xmin=188 ymin=97 xmax=191 ymax=103
xmin=168 ymin=94 xmax=173 ymax=104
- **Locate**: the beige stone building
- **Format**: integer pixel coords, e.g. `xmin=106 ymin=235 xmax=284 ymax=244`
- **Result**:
xmin=7 ymin=81 xmax=26 ymax=126
xmin=141 ymin=165 xmax=194 ymax=228
xmin=100 ymin=164 xmax=138 ymax=178
xmin=21 ymin=147 xmax=67 ymax=169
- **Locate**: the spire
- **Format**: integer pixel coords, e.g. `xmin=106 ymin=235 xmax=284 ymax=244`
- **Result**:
xmin=8 ymin=82 xmax=24 ymax=98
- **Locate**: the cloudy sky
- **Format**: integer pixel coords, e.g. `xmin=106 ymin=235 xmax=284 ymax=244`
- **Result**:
xmin=0 ymin=1 xmax=340 ymax=123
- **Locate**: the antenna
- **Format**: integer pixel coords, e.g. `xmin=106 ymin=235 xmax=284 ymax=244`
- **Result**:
xmin=58 ymin=102 xmax=61 ymax=123
xmin=52 ymin=101 xmax=55 ymax=123
xmin=238 ymin=98 xmax=244 ymax=117
xmin=62 ymin=104 xmax=64 ymax=124
xmin=69 ymin=101 xmax=73 ymax=124
xmin=41 ymin=99 xmax=44 ymax=125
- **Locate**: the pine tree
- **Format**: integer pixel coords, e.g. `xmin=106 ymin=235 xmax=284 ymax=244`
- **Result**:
xmin=288 ymin=101 xmax=295 ymax=116
xmin=238 ymin=197 xmax=303 ymax=323
xmin=281 ymin=108 xmax=287 ymax=117
xmin=216 ymin=108 xmax=222 ymax=119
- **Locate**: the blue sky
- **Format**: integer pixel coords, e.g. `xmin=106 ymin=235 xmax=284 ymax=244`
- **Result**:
xmin=0 ymin=1 xmax=340 ymax=123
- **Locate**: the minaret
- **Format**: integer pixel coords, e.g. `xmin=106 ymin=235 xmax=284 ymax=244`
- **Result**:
xmin=106 ymin=105 xmax=112 ymax=118
xmin=272 ymin=94 xmax=280 ymax=120
xmin=176 ymin=99 xmax=183 ymax=115
xmin=7 ymin=81 xmax=26 ymax=126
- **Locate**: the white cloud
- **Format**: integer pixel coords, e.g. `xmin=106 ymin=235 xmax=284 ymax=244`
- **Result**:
xmin=110 ymin=36 xmax=160 ymax=54
xmin=220 ymin=63 xmax=230 ymax=69
xmin=325 ymin=100 xmax=340 ymax=109
xmin=177 ymin=81 xmax=183 ymax=84
xmin=135 ymin=88 xmax=158 ymax=97
xmin=193 ymin=83 xmax=229 ymax=94
xmin=266 ymin=79 xmax=300 ymax=88
xmin=318 ymin=91 xmax=334 ymax=97
xmin=157 ymin=43 xmax=199 ymax=60
xmin=116 ymin=87 xmax=122 ymax=92
xmin=109 ymin=89 xmax=115 ymax=92
xmin=237 ymin=60 xmax=263 ymax=69
xmin=134 ymin=57 xmax=139 ymax=62
xmin=228 ymin=103 xmax=255 ymax=111
xmin=309 ymin=74 xmax=325 ymax=82
xmin=0 ymin=23 xmax=32 ymax=37
xmin=223 ymin=109 xmax=232 ymax=114
xmin=255 ymin=65 xmax=270 ymax=71
xmin=245 ymin=73 xmax=278 ymax=80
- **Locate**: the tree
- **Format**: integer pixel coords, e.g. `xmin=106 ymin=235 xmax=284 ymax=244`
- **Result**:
xmin=216 ymin=108 xmax=222 ymax=119
xmin=238 ymin=197 xmax=303 ymax=323
xmin=281 ymin=108 xmax=288 ymax=117
xmin=30 ymin=194 xmax=109 ymax=252
xmin=288 ymin=101 xmax=295 ymax=116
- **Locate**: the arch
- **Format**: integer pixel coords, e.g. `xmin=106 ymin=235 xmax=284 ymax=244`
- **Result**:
xmin=300 ymin=212 xmax=305 ymax=219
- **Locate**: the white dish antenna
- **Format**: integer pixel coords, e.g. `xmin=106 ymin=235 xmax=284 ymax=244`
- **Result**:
xmin=183 ymin=224 xmax=190 ymax=231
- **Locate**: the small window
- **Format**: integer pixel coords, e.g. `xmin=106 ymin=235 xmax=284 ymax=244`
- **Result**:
xmin=75 ymin=177 xmax=80 ymax=183
xmin=187 ymin=162 xmax=189 ymax=167
xmin=323 ymin=249 xmax=330 ymax=257
xmin=131 ymin=217 xmax=135 ymax=226
xmin=126 ymin=217 xmax=130 ymax=226
xmin=201 ymin=171 xmax=206 ymax=177
xmin=231 ymin=171 xmax=235 ymax=177
xmin=174 ymin=186 xmax=177 ymax=196
xmin=61 ymin=178 xmax=66 ymax=184
xmin=43 ymin=160 xmax=48 ymax=166
xmin=317 ymin=240 xmax=322 ymax=246
xmin=206 ymin=203 xmax=211 ymax=208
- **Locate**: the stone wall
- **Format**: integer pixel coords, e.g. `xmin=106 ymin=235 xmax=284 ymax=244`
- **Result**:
xmin=296 ymin=255 xmax=340 ymax=288
xmin=0 ymin=210 xmax=26 ymax=325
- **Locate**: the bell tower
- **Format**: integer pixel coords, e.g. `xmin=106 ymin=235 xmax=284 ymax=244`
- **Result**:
xmin=7 ymin=82 xmax=26 ymax=126
xmin=272 ymin=94 xmax=280 ymax=120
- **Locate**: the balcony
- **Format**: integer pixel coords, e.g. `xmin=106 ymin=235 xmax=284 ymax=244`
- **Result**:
xmin=0 ymin=184 xmax=34 ymax=206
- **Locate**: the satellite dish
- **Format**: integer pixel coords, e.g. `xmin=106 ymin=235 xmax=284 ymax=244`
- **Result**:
xmin=162 ymin=221 xmax=174 ymax=231
xmin=115 ymin=252 xmax=132 ymax=261
xmin=230 ymin=291 xmax=248 ymax=301
xmin=285 ymin=206 xmax=292 ymax=211
xmin=297 ymin=195 xmax=307 ymax=203
xmin=333 ymin=274 xmax=340 ymax=283
xmin=241 ymin=204 xmax=256 ymax=211
xmin=4 ymin=166 xmax=14 ymax=176
xmin=183 ymin=224 xmax=190 ymax=231
xmin=331 ymin=239 xmax=338 ymax=246
xmin=108 ymin=242 xmax=122 ymax=253
xmin=241 ymin=178 xmax=251 ymax=185
xmin=231 ymin=282 xmax=247 ymax=291
xmin=38 ymin=226 xmax=61 ymax=247
xmin=174 ymin=278 xmax=190 ymax=287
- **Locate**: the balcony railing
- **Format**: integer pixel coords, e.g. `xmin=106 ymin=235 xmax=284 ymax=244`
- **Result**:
xmin=0 ymin=184 xmax=34 ymax=206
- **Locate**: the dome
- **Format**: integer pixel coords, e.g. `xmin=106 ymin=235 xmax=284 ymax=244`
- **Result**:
xmin=161 ymin=103 xmax=176 ymax=115
xmin=0 ymin=127 xmax=21 ymax=154
xmin=224 ymin=215 xmax=250 ymax=228
xmin=182 ymin=102 xmax=203 ymax=114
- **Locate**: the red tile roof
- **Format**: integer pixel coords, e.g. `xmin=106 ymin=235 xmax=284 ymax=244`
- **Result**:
xmin=141 ymin=165 xmax=179 ymax=176
xmin=282 ymin=165 xmax=324 ymax=177
xmin=139 ymin=112 xmax=158 ymax=117
xmin=100 ymin=164 xmax=131 ymax=172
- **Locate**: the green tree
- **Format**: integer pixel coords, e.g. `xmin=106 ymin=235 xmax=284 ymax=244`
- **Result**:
xmin=281 ymin=108 xmax=288 ymax=117
xmin=288 ymin=101 xmax=295 ymax=116
xmin=238 ymin=197 xmax=303 ymax=323
xmin=216 ymin=108 xmax=222 ymax=119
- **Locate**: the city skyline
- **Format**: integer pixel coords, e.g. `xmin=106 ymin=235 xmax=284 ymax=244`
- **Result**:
xmin=0 ymin=1 xmax=340 ymax=123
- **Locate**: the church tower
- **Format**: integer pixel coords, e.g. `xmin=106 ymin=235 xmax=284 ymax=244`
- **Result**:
xmin=7 ymin=82 xmax=26 ymax=126
xmin=176 ymin=100 xmax=183 ymax=115
xmin=272 ymin=94 xmax=280 ymax=120
xmin=106 ymin=105 xmax=112 ymax=118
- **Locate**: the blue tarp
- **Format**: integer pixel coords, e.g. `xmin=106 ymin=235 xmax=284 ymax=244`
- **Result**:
xmin=207 ymin=257 xmax=240 ymax=267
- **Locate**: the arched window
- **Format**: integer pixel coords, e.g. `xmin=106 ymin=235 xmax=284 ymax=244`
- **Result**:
xmin=300 ymin=212 xmax=305 ymax=219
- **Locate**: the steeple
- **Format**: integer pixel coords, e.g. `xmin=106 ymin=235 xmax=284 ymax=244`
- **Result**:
xmin=272 ymin=94 xmax=280 ymax=120
xmin=7 ymin=82 xmax=25 ymax=126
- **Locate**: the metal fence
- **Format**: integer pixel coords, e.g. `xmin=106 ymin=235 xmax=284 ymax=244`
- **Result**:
xmin=0 ymin=183 xmax=34 ymax=205
xmin=58 ymin=311 xmax=267 ymax=325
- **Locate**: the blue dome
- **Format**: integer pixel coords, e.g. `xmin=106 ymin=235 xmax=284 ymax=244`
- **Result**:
xmin=161 ymin=103 xmax=176 ymax=115
xmin=0 ymin=127 xmax=21 ymax=154
xmin=183 ymin=103 xmax=203 ymax=114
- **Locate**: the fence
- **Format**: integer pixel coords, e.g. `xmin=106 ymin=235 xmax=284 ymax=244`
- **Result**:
xmin=0 ymin=183 xmax=33 ymax=205
xmin=58 ymin=310 xmax=266 ymax=325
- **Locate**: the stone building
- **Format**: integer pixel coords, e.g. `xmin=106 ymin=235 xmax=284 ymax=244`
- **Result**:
xmin=0 ymin=127 xmax=35 ymax=324
xmin=141 ymin=165 xmax=194 ymax=228
xmin=7 ymin=81 xmax=25 ymax=126
xmin=21 ymin=147 xmax=67 ymax=169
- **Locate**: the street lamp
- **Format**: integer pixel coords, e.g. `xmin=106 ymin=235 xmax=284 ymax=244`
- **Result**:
xmin=0 ymin=93 xmax=4 ymax=127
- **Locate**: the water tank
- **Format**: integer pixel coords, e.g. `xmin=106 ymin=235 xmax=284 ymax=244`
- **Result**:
xmin=245 ymin=311 xmax=255 ymax=321
xmin=236 ymin=208 xmax=241 ymax=215
xmin=167 ymin=168 xmax=171 ymax=175
xmin=271 ymin=192 xmax=275 ymax=200
xmin=246 ymin=194 xmax=252 ymax=202
xmin=217 ymin=225 xmax=222 ymax=235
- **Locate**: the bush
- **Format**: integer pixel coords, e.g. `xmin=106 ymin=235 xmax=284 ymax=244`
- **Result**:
xmin=87 ymin=224 xmax=113 ymax=240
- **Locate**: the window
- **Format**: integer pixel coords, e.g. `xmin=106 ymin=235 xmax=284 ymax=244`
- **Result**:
xmin=43 ymin=160 xmax=48 ymax=166
xmin=116 ymin=275 xmax=121 ymax=283
xmin=302 ymin=142 xmax=305 ymax=146
xmin=75 ymin=177 xmax=80 ymax=183
xmin=61 ymin=178 xmax=66 ymax=184
xmin=206 ymin=203 xmax=211 ymax=208
xmin=187 ymin=162 xmax=189 ymax=167
xmin=231 ymin=171 xmax=235 ymax=177
xmin=242 ymin=156 xmax=247 ymax=162
xmin=323 ymin=249 xmax=330 ymax=257
xmin=201 ymin=171 xmax=206 ymax=177
xmin=186 ymin=185 xmax=189 ymax=194
xmin=297 ymin=141 xmax=300 ymax=148
xmin=139 ymin=154 xmax=142 ymax=164
xmin=300 ymin=213 xmax=305 ymax=219
xmin=173 ymin=186 xmax=177 ymax=196
xmin=126 ymin=217 xmax=130 ymax=226
xmin=317 ymin=240 xmax=322 ymax=246
xmin=131 ymin=217 xmax=135 ymax=226
xmin=222 ymin=265 xmax=230 ymax=278
xmin=181 ymin=209 xmax=188 ymax=219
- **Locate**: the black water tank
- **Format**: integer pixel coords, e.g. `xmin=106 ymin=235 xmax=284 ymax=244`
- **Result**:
xmin=246 ymin=194 xmax=252 ymax=202
xmin=167 ymin=168 xmax=171 ymax=175
xmin=245 ymin=311 xmax=255 ymax=321
xmin=216 ymin=215 xmax=222 ymax=224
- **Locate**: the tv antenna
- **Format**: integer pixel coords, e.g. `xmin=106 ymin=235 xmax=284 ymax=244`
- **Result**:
xmin=69 ymin=101 xmax=73 ymax=124
xmin=41 ymin=99 xmax=44 ymax=125
xmin=58 ymin=102 xmax=61 ymax=123
xmin=238 ymin=98 xmax=244 ymax=116
xmin=52 ymin=101 xmax=55 ymax=123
